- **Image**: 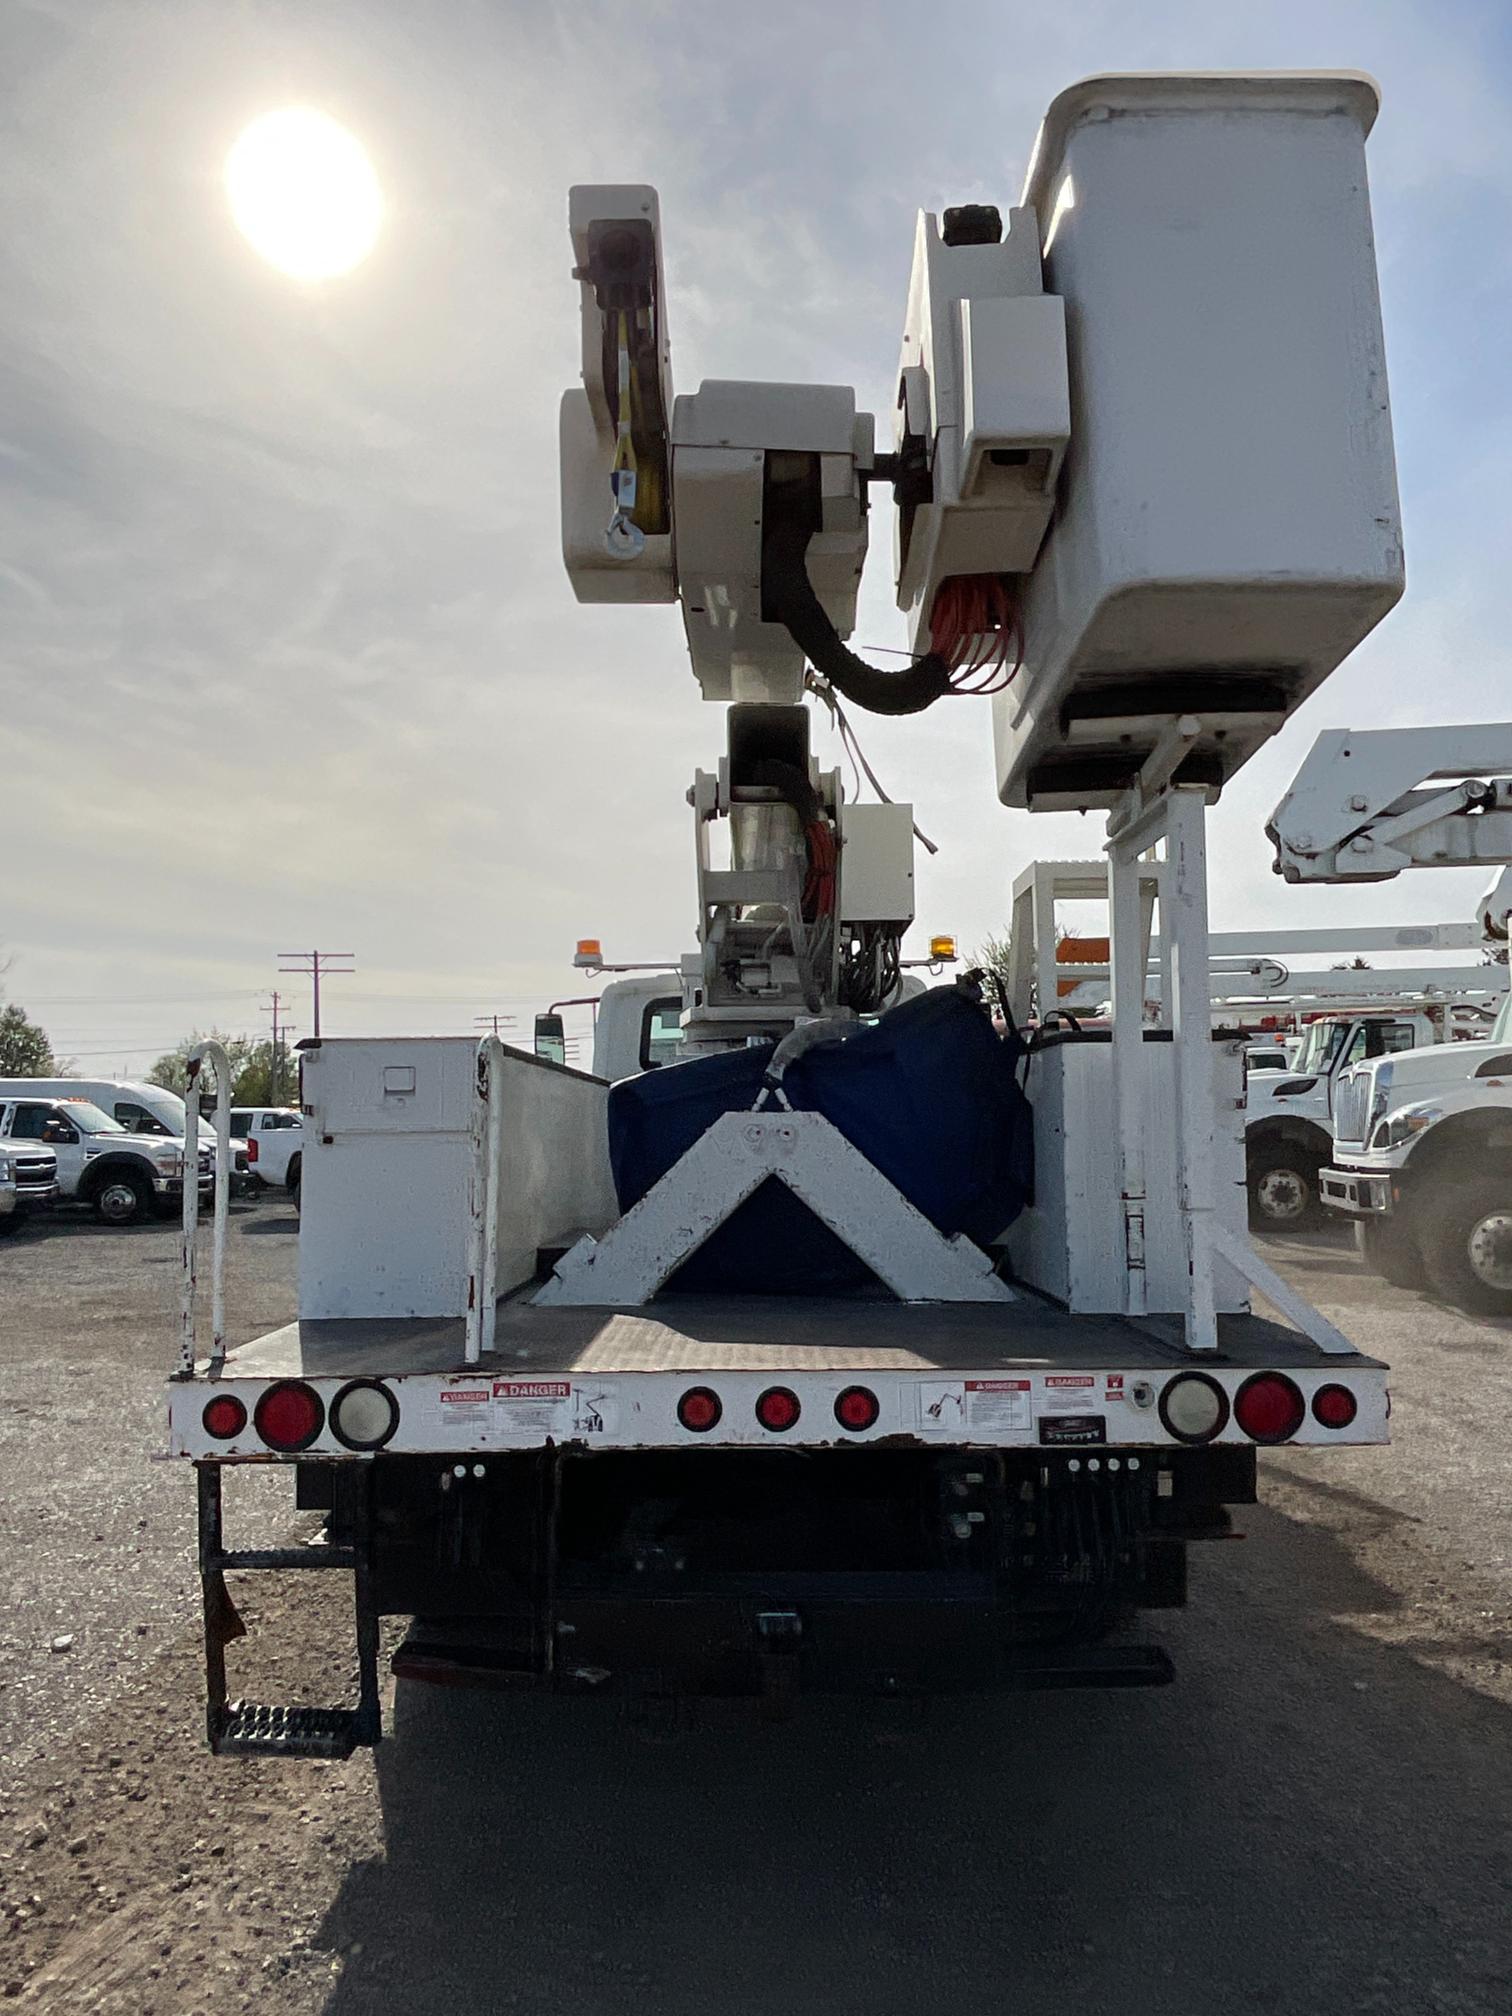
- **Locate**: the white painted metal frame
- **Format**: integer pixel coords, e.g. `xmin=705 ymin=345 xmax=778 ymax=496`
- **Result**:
xmin=1105 ymin=773 xmax=1360 ymax=1357
xmin=463 ymin=1035 xmax=507 ymax=1364
xmin=536 ymin=1110 xmax=1016 ymax=1309
xmin=177 ymin=1039 xmax=232 ymax=1379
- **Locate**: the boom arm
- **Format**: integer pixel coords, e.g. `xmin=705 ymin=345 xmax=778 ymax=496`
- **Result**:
xmin=1269 ymin=726 xmax=1512 ymax=883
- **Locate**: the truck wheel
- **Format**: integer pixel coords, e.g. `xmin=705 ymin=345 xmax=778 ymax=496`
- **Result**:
xmin=1248 ymin=1150 xmax=1321 ymax=1233
xmin=0 ymin=1213 xmax=21 ymax=1238
xmin=1420 ymin=1180 xmax=1512 ymax=1315
xmin=91 ymin=1170 xmax=154 ymax=1226
xmin=1353 ymin=1215 xmax=1426 ymax=1291
xmin=288 ymin=1157 xmax=301 ymax=1213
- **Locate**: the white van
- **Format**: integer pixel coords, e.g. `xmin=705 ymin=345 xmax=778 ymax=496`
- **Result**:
xmin=0 ymin=1078 xmax=251 ymax=1193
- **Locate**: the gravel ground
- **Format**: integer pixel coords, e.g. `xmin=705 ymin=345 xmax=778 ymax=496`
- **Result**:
xmin=1 ymin=1210 xmax=1510 ymax=2013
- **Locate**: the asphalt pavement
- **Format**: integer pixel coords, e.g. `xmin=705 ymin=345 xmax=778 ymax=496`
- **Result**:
xmin=1 ymin=1208 xmax=1509 ymax=2014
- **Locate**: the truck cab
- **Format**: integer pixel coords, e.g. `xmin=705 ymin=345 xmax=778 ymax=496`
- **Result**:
xmin=1321 ymin=989 xmax=1512 ymax=1307
xmin=1244 ymin=1010 xmax=1435 ymax=1229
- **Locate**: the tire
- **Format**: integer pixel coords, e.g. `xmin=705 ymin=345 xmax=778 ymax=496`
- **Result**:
xmin=288 ymin=1157 xmax=301 ymax=1213
xmin=1419 ymin=1178 xmax=1512 ymax=1316
xmin=0 ymin=1212 xmax=21 ymax=1238
xmin=90 ymin=1167 xmax=156 ymax=1227
xmin=1247 ymin=1147 xmax=1323 ymax=1233
xmin=1353 ymin=1214 xmax=1427 ymax=1291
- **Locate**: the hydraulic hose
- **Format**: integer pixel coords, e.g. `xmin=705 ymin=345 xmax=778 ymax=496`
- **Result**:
xmin=763 ymin=518 xmax=952 ymax=717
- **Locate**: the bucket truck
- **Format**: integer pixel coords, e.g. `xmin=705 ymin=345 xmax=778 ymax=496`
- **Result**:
xmin=166 ymin=73 xmax=1406 ymax=1758
xmin=1267 ymin=726 xmax=1512 ymax=1306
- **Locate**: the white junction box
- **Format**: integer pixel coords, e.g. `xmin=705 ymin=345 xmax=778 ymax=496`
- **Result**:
xmin=299 ymin=1038 xmax=617 ymax=1320
xmin=838 ymin=801 xmax=916 ymax=924
xmin=995 ymin=72 xmax=1404 ymax=809
xmin=1007 ymin=1035 xmax=1249 ymax=1315
xmin=894 ymin=206 xmax=1069 ymax=649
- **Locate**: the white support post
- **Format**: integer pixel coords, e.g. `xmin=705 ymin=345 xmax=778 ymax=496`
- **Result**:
xmin=463 ymin=1037 xmax=506 ymax=1364
xmin=177 ymin=1039 xmax=232 ymax=1379
xmin=1164 ymin=788 xmax=1220 ymax=1352
xmin=1107 ymin=841 xmax=1149 ymax=1317
xmin=1035 ymin=867 xmax=1059 ymax=1027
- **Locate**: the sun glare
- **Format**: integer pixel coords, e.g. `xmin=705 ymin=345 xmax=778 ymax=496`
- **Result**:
xmin=226 ymin=108 xmax=383 ymax=282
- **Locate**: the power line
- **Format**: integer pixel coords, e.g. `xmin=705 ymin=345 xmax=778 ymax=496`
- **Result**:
xmin=278 ymin=950 xmax=354 ymax=1042
xmin=261 ymin=991 xmax=297 ymax=1105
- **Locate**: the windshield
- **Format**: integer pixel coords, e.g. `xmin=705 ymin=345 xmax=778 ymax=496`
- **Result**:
xmin=1293 ymin=1021 xmax=1348 ymax=1076
xmin=58 ymin=1100 xmax=127 ymax=1136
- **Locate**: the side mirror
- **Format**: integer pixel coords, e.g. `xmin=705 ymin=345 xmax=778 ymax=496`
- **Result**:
xmin=42 ymin=1124 xmax=78 ymax=1145
xmin=534 ymin=1012 xmax=567 ymax=1066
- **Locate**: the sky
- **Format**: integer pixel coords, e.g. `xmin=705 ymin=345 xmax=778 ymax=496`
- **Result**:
xmin=3 ymin=0 xmax=1512 ymax=1073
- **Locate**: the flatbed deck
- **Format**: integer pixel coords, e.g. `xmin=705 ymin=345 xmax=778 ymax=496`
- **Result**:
xmin=226 ymin=1290 xmax=1384 ymax=1380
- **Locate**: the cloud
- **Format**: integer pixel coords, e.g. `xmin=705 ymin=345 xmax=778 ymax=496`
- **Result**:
xmin=3 ymin=0 xmax=1511 ymax=1064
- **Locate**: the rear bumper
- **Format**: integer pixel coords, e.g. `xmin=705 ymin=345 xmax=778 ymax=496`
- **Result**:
xmin=1321 ymin=1167 xmax=1393 ymax=1217
xmin=166 ymin=1357 xmax=1392 ymax=1458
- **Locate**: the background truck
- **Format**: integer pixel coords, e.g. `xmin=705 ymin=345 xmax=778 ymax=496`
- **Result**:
xmin=0 ymin=1094 xmax=211 ymax=1225
xmin=1265 ymin=720 xmax=1512 ymax=1301
xmin=0 ymin=1076 xmax=252 ymax=1197
xmin=0 ymin=1142 xmax=58 ymax=1234
xmin=227 ymin=1106 xmax=304 ymax=1203
xmin=1323 ymin=1072 xmax=1512 ymax=1308
xmin=167 ymin=75 xmax=1405 ymax=1759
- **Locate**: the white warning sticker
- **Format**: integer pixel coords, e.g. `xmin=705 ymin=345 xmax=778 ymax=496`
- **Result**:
xmin=430 ymin=1381 xmax=494 ymax=1436
xmin=964 ymin=1379 xmax=1031 ymax=1432
xmin=492 ymin=1379 xmax=572 ymax=1434
xmin=1040 ymin=1374 xmax=1098 ymax=1415
xmin=914 ymin=1382 xmax=966 ymax=1431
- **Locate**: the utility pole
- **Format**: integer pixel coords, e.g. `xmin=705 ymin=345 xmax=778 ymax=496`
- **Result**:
xmin=260 ymin=991 xmax=297 ymax=1105
xmin=473 ymin=1013 xmax=519 ymax=1042
xmin=278 ymin=951 xmax=354 ymax=1043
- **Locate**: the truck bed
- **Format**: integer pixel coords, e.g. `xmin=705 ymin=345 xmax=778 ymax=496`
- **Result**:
xmin=226 ymin=1289 xmax=1383 ymax=1379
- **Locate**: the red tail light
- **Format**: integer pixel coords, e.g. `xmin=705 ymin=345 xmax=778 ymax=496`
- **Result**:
xmin=1233 ymin=1372 xmax=1305 ymax=1444
xmin=202 ymin=1394 xmax=247 ymax=1440
xmin=834 ymin=1386 xmax=880 ymax=1432
xmin=677 ymin=1387 xmax=721 ymax=1433
xmin=246 ymin=1136 xmax=259 ymax=1165
xmin=254 ymin=1380 xmax=324 ymax=1451
xmin=1312 ymin=1383 xmax=1358 ymax=1430
xmin=756 ymin=1387 xmax=801 ymax=1433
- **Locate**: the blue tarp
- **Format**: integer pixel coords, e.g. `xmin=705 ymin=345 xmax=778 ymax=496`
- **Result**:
xmin=606 ymin=984 xmax=1033 ymax=1295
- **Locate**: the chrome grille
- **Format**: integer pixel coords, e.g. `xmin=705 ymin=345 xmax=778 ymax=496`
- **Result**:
xmin=1333 ymin=1069 xmax=1371 ymax=1150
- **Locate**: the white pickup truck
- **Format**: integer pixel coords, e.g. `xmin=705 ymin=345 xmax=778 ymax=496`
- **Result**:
xmin=228 ymin=1107 xmax=304 ymax=1204
xmin=1321 ymin=989 xmax=1512 ymax=1308
xmin=0 ymin=1142 xmax=58 ymax=1234
xmin=0 ymin=1095 xmax=212 ymax=1226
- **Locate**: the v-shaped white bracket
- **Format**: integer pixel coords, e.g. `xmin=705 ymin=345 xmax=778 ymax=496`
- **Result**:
xmin=534 ymin=1111 xmax=1016 ymax=1308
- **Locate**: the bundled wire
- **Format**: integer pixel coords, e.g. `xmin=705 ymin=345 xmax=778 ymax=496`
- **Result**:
xmin=927 ymin=574 xmax=1025 ymax=695
xmin=805 ymin=673 xmax=940 ymax=857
